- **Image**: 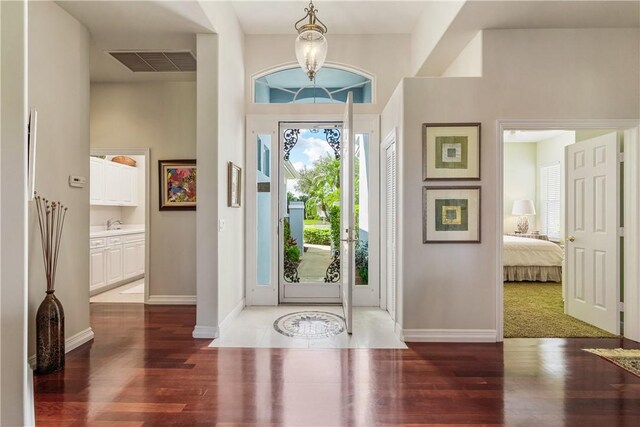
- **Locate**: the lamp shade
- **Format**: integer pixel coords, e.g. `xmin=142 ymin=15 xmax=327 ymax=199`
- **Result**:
xmin=512 ymin=199 xmax=536 ymax=216
xmin=295 ymin=29 xmax=328 ymax=81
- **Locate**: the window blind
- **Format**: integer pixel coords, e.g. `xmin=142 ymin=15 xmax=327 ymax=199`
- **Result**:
xmin=540 ymin=164 xmax=561 ymax=241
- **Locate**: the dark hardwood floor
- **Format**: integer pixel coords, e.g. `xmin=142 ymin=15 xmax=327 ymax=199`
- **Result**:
xmin=34 ymin=304 xmax=640 ymax=426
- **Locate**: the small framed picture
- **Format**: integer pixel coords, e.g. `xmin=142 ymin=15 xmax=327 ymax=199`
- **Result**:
xmin=158 ymin=160 xmax=196 ymax=211
xmin=423 ymin=123 xmax=481 ymax=180
xmin=423 ymin=186 xmax=481 ymax=243
xmin=228 ymin=162 xmax=241 ymax=208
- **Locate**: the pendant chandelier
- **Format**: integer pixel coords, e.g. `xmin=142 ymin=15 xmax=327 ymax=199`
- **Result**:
xmin=294 ymin=0 xmax=328 ymax=81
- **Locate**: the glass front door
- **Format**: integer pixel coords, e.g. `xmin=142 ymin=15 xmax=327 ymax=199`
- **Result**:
xmin=278 ymin=122 xmax=344 ymax=303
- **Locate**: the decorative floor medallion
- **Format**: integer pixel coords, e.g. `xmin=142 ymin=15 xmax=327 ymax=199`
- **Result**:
xmin=274 ymin=311 xmax=345 ymax=339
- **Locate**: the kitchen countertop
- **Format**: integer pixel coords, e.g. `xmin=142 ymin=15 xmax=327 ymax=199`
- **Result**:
xmin=90 ymin=226 xmax=145 ymax=239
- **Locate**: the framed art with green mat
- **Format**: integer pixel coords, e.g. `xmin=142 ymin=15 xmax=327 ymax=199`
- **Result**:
xmin=422 ymin=123 xmax=480 ymax=180
xmin=423 ymin=186 xmax=481 ymax=243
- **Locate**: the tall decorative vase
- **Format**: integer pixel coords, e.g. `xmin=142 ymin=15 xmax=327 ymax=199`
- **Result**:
xmin=35 ymin=290 xmax=65 ymax=375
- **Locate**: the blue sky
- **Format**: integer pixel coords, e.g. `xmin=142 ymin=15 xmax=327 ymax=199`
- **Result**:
xmin=287 ymin=129 xmax=335 ymax=195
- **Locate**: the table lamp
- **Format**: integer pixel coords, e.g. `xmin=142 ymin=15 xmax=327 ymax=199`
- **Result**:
xmin=512 ymin=199 xmax=536 ymax=234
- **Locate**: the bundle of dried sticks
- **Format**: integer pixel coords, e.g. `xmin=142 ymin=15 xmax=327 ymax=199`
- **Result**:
xmin=34 ymin=193 xmax=68 ymax=292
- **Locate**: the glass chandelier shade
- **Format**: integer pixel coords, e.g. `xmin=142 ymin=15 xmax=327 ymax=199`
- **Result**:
xmin=295 ymin=29 xmax=328 ymax=81
xmin=294 ymin=1 xmax=328 ymax=81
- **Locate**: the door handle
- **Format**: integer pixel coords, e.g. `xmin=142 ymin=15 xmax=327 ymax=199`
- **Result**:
xmin=340 ymin=238 xmax=358 ymax=243
xmin=567 ymin=236 xmax=576 ymax=242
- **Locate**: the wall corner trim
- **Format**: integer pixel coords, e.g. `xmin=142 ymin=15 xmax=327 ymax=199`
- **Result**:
xmin=28 ymin=327 xmax=95 ymax=369
xmin=219 ymin=298 xmax=245 ymax=334
xmin=401 ymin=328 xmax=497 ymax=343
xmin=192 ymin=325 xmax=220 ymax=339
xmin=146 ymin=295 xmax=197 ymax=305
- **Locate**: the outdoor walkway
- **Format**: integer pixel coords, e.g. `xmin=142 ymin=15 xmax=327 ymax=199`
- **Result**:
xmin=298 ymin=244 xmax=332 ymax=281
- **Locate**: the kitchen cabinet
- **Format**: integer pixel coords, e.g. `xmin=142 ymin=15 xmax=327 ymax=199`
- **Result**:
xmin=123 ymin=234 xmax=145 ymax=280
xmin=90 ymin=157 xmax=105 ymax=204
xmin=106 ymin=244 xmax=124 ymax=285
xmin=90 ymin=248 xmax=107 ymax=290
xmin=90 ymin=232 xmax=144 ymax=295
xmin=90 ymin=157 xmax=138 ymax=206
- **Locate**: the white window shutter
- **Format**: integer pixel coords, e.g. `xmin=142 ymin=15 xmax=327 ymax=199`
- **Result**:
xmin=540 ymin=164 xmax=561 ymax=241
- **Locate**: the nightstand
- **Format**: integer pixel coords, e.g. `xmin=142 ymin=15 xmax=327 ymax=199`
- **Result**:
xmin=506 ymin=233 xmax=549 ymax=241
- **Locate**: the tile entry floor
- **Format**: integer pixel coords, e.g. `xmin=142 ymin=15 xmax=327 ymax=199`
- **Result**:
xmin=209 ymin=305 xmax=407 ymax=349
xmin=89 ymin=278 xmax=145 ymax=304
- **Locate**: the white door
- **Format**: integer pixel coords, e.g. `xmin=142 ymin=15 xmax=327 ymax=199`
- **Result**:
xmin=277 ymin=122 xmax=343 ymax=304
xmin=566 ymin=132 xmax=620 ymax=334
xmin=384 ymin=141 xmax=397 ymax=321
xmin=341 ymin=93 xmax=355 ymax=334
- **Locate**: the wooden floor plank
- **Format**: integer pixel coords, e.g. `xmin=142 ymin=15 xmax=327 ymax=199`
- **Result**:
xmin=33 ymin=304 xmax=640 ymax=426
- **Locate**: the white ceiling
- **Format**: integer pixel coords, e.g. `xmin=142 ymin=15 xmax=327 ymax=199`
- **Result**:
xmin=418 ymin=0 xmax=640 ymax=75
xmin=231 ymin=1 xmax=428 ymax=35
xmin=56 ymin=1 xmax=640 ymax=82
xmin=503 ymin=130 xmax=573 ymax=144
xmin=57 ymin=1 xmax=214 ymax=82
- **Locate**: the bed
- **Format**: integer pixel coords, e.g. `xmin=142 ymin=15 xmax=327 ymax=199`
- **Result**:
xmin=503 ymin=235 xmax=563 ymax=282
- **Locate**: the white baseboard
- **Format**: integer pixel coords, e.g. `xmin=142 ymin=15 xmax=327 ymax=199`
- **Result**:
xmin=146 ymin=295 xmax=196 ymax=305
xmin=28 ymin=327 xmax=95 ymax=369
xmin=192 ymin=325 xmax=220 ymax=339
xmin=394 ymin=322 xmax=404 ymax=341
xmin=219 ymin=298 xmax=245 ymax=334
xmin=401 ymin=328 xmax=497 ymax=343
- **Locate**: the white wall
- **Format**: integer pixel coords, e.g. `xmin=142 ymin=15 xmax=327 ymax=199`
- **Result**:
xmin=1 ymin=1 xmax=31 ymax=424
xmin=442 ymin=31 xmax=482 ymax=77
xmin=28 ymin=0 xmax=91 ymax=357
xmin=203 ymin=3 xmax=246 ymax=323
xmin=411 ymin=1 xmax=466 ymax=76
xmin=503 ymin=143 xmax=536 ymax=233
xmin=397 ymin=28 xmax=639 ymax=335
xmin=90 ymin=205 xmax=122 ymax=227
xmin=244 ymin=34 xmax=410 ymax=115
xmin=90 ymin=82 xmax=196 ymax=297
xmin=535 ymin=132 xmax=575 ymax=239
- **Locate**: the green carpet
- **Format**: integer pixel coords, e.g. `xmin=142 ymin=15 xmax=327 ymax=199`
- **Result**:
xmin=504 ymin=282 xmax=618 ymax=338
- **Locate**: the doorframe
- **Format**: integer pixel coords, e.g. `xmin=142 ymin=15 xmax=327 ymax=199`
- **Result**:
xmin=90 ymin=148 xmax=151 ymax=304
xmin=496 ymin=119 xmax=640 ymax=342
xmin=245 ymin=114 xmax=380 ymax=307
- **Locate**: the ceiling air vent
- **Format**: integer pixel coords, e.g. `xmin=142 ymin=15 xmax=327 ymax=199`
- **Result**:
xmin=109 ymin=51 xmax=197 ymax=72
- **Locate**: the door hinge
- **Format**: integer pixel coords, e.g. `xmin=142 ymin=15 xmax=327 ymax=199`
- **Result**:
xmin=618 ymin=152 xmax=625 ymax=162
xmin=618 ymin=302 xmax=624 ymax=312
xmin=618 ymin=227 xmax=625 ymax=237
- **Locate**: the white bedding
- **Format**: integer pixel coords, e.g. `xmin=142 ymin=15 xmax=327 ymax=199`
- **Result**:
xmin=503 ymin=235 xmax=564 ymax=267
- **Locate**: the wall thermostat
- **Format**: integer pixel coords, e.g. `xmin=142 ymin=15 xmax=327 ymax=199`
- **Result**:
xmin=69 ymin=175 xmax=86 ymax=188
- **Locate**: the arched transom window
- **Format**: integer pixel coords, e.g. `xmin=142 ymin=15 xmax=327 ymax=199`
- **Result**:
xmin=254 ymin=66 xmax=373 ymax=104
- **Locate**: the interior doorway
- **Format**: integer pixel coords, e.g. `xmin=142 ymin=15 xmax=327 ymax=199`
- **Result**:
xmin=500 ymin=127 xmax=635 ymax=339
xmin=88 ymin=149 xmax=150 ymax=304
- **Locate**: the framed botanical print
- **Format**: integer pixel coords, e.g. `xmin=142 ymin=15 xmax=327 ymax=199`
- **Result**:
xmin=423 ymin=186 xmax=481 ymax=243
xmin=228 ymin=162 xmax=242 ymax=208
xmin=422 ymin=123 xmax=481 ymax=180
xmin=158 ymin=160 xmax=196 ymax=211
